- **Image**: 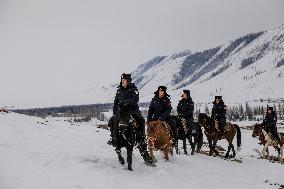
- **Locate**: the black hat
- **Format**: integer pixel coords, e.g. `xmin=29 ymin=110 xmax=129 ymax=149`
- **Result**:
xmin=121 ymin=73 xmax=132 ymax=82
xmin=155 ymin=86 xmax=170 ymax=97
xmin=267 ymin=107 xmax=273 ymax=111
xmin=158 ymin=86 xmax=167 ymax=91
xmin=183 ymin=90 xmax=190 ymax=97
xmin=215 ymin=96 xmax=222 ymax=100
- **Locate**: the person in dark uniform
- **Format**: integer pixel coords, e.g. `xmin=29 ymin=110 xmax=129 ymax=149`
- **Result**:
xmin=211 ymin=96 xmax=227 ymax=135
xmin=177 ymin=90 xmax=196 ymax=134
xmin=147 ymin=86 xmax=176 ymax=139
xmin=263 ymin=107 xmax=280 ymax=143
xmin=108 ymin=73 xmax=154 ymax=166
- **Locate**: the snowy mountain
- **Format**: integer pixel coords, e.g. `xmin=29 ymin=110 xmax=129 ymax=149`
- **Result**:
xmin=1 ymin=112 xmax=284 ymax=189
xmin=88 ymin=25 xmax=284 ymax=106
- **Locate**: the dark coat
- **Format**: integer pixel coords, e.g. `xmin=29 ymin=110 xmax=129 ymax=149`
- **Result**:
xmin=113 ymin=83 xmax=141 ymax=116
xmin=177 ymin=98 xmax=194 ymax=120
xmin=211 ymin=101 xmax=227 ymax=120
xmin=147 ymin=95 xmax=172 ymax=122
xmin=263 ymin=112 xmax=277 ymax=131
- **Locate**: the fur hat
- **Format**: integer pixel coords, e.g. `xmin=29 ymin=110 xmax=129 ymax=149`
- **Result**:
xmin=154 ymin=86 xmax=170 ymax=97
xmin=183 ymin=90 xmax=190 ymax=97
xmin=215 ymin=96 xmax=222 ymax=100
xmin=121 ymin=73 xmax=132 ymax=82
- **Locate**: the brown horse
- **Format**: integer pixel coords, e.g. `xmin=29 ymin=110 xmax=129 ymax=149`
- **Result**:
xmin=198 ymin=113 xmax=241 ymax=158
xmin=252 ymin=123 xmax=284 ymax=161
xmin=147 ymin=120 xmax=174 ymax=161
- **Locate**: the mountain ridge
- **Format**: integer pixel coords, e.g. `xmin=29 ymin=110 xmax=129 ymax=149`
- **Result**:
xmin=88 ymin=25 xmax=284 ymax=105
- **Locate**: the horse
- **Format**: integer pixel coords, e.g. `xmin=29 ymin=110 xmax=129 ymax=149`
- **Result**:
xmin=252 ymin=123 xmax=284 ymax=161
xmin=198 ymin=113 xmax=241 ymax=158
xmin=172 ymin=115 xmax=203 ymax=155
xmin=147 ymin=120 xmax=174 ymax=162
xmin=113 ymin=104 xmax=139 ymax=171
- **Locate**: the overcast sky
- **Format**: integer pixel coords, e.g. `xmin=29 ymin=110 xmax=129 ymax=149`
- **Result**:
xmin=0 ymin=0 xmax=284 ymax=108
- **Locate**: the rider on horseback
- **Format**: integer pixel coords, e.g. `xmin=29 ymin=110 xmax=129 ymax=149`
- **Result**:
xmin=263 ymin=107 xmax=280 ymax=143
xmin=177 ymin=90 xmax=196 ymax=135
xmin=211 ymin=96 xmax=227 ymax=135
xmin=108 ymin=73 xmax=154 ymax=166
xmin=147 ymin=86 xmax=177 ymax=139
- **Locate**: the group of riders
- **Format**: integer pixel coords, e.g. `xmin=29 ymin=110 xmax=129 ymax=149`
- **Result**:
xmin=107 ymin=73 xmax=280 ymax=166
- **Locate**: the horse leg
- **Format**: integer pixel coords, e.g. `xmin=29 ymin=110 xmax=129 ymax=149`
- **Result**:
xmin=116 ymin=147 xmax=125 ymax=165
xmin=183 ymin=138 xmax=188 ymax=155
xmin=127 ymin=146 xmax=133 ymax=171
xmin=176 ymin=139 xmax=179 ymax=155
xmin=213 ymin=140 xmax=219 ymax=156
xmin=262 ymin=144 xmax=268 ymax=159
xmin=225 ymin=144 xmax=231 ymax=159
xmin=232 ymin=144 xmax=236 ymax=158
xmin=208 ymin=139 xmax=213 ymax=156
xmin=190 ymin=135 xmax=196 ymax=155
xmin=280 ymin=146 xmax=283 ymax=162
xmin=148 ymin=142 xmax=156 ymax=163
xmin=164 ymin=146 xmax=169 ymax=161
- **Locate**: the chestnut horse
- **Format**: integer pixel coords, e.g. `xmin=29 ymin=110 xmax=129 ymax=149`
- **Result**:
xmin=147 ymin=120 xmax=174 ymax=161
xmin=252 ymin=123 xmax=284 ymax=161
xmin=198 ymin=113 xmax=241 ymax=158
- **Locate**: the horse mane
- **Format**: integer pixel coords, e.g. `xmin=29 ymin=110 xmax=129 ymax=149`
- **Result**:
xmin=198 ymin=113 xmax=215 ymax=126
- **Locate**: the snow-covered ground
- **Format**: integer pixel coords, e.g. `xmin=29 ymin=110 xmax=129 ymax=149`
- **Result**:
xmin=0 ymin=112 xmax=283 ymax=189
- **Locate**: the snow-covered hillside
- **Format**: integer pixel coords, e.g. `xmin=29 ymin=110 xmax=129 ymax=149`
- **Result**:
xmin=1 ymin=112 xmax=284 ymax=189
xmin=88 ymin=25 xmax=284 ymax=106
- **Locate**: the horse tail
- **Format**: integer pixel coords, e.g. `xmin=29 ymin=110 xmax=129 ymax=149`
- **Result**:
xmin=196 ymin=123 xmax=203 ymax=151
xmin=235 ymin=124 xmax=242 ymax=149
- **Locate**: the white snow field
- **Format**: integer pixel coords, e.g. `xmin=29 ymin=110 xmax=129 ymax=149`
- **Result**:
xmin=0 ymin=112 xmax=283 ymax=189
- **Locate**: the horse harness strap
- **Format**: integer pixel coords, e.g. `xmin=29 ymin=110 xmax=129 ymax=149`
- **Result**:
xmin=180 ymin=118 xmax=188 ymax=130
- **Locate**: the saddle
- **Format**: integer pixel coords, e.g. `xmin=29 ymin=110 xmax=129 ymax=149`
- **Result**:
xmin=214 ymin=120 xmax=230 ymax=132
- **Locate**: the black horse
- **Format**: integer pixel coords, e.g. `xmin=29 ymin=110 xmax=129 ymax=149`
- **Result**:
xmin=111 ymin=104 xmax=155 ymax=171
xmin=172 ymin=115 xmax=203 ymax=155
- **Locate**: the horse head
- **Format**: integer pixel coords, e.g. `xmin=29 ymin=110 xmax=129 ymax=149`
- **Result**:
xmin=118 ymin=103 xmax=132 ymax=123
xmin=147 ymin=121 xmax=159 ymax=137
xmin=252 ymin=123 xmax=263 ymax=138
xmin=198 ymin=113 xmax=213 ymax=128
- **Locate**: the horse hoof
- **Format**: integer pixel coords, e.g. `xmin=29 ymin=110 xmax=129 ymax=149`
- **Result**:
xmin=150 ymin=157 xmax=157 ymax=163
xmin=118 ymin=157 xmax=125 ymax=165
xmin=184 ymin=151 xmax=188 ymax=155
xmin=128 ymin=167 xmax=133 ymax=171
xmin=145 ymin=161 xmax=156 ymax=167
xmin=191 ymin=151 xmax=195 ymax=155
